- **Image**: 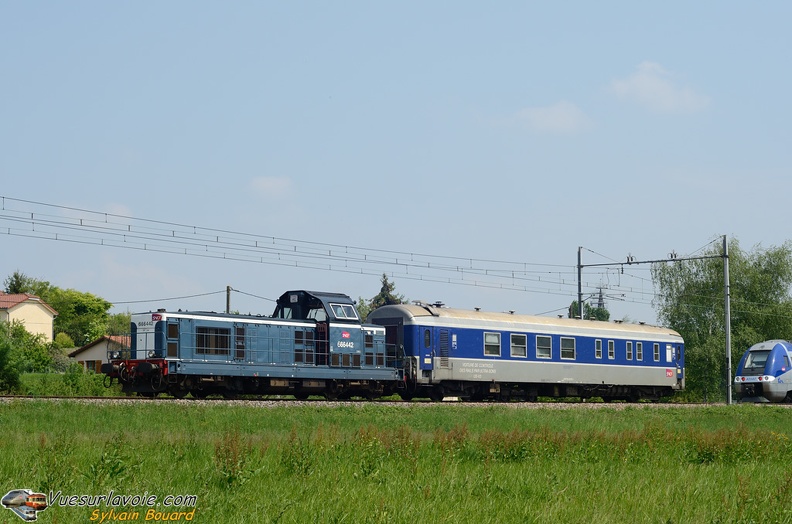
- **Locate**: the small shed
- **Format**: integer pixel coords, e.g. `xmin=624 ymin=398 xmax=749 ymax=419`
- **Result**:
xmin=69 ymin=335 xmax=130 ymax=372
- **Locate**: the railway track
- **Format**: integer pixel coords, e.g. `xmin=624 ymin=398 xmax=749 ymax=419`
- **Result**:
xmin=0 ymin=394 xmax=760 ymax=408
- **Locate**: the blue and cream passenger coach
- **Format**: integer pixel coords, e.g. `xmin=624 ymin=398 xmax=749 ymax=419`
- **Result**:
xmin=367 ymin=303 xmax=685 ymax=401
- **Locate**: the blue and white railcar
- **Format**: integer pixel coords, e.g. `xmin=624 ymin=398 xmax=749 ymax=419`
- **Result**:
xmin=367 ymin=303 xmax=685 ymax=401
xmin=102 ymin=290 xmax=400 ymax=399
xmin=734 ymin=340 xmax=792 ymax=402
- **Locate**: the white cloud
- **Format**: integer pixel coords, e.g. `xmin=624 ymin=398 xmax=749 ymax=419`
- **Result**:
xmin=609 ymin=62 xmax=710 ymax=113
xmin=514 ymin=100 xmax=591 ymax=134
xmin=249 ymin=176 xmax=292 ymax=198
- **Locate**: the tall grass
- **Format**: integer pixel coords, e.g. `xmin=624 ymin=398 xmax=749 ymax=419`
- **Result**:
xmin=1 ymin=401 xmax=791 ymax=523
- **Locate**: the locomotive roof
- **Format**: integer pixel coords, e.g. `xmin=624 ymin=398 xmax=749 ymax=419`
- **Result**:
xmin=368 ymin=303 xmax=682 ymax=339
xmin=276 ymin=290 xmax=355 ymax=306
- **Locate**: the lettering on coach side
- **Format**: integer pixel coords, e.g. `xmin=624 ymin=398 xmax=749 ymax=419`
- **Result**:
xmin=459 ymin=362 xmax=497 ymax=380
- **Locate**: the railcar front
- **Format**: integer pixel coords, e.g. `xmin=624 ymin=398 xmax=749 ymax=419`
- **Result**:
xmin=734 ymin=340 xmax=792 ymax=402
xmin=101 ymin=290 xmax=400 ymax=399
xmin=367 ymin=303 xmax=685 ymax=402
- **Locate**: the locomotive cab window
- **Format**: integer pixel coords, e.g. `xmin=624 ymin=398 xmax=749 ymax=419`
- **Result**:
xmin=484 ymin=332 xmax=501 ymax=356
xmin=330 ymin=303 xmax=358 ymax=321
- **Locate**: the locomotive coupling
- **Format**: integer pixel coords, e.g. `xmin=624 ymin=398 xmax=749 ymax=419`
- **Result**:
xmin=136 ymin=362 xmax=161 ymax=376
xmin=100 ymin=363 xmax=120 ymax=376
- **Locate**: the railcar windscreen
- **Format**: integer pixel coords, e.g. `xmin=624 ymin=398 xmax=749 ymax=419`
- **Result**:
xmin=745 ymin=350 xmax=770 ymax=370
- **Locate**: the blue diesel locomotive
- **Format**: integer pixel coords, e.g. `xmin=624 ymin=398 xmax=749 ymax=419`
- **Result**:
xmin=734 ymin=340 xmax=792 ymax=402
xmin=102 ymin=289 xmax=686 ymax=401
xmin=102 ymin=290 xmax=402 ymax=399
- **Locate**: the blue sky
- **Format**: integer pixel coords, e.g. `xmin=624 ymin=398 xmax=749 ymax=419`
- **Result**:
xmin=2 ymin=2 xmax=790 ymax=324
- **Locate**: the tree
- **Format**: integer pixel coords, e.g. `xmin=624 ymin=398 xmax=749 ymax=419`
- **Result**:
xmin=652 ymin=238 xmax=792 ymax=400
xmin=1 ymin=320 xmax=51 ymax=377
xmin=0 ymin=326 xmax=21 ymax=392
xmin=356 ymin=274 xmax=406 ymax=321
xmin=46 ymin=287 xmax=112 ymax=346
xmin=370 ymin=274 xmax=406 ymax=309
xmin=568 ymin=300 xmax=610 ymax=321
xmin=107 ymin=312 xmax=132 ymax=336
xmin=3 ymin=270 xmax=53 ymax=297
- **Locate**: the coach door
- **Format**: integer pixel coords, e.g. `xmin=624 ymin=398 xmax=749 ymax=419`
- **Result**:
xmin=421 ymin=328 xmax=433 ymax=371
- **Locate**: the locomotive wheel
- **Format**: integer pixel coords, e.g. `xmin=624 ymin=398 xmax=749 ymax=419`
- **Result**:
xmin=170 ymin=388 xmax=188 ymax=399
xmin=190 ymin=389 xmax=208 ymax=399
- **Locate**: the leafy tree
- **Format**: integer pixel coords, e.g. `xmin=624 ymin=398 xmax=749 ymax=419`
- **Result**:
xmin=53 ymin=332 xmax=75 ymax=349
xmin=568 ymin=301 xmax=610 ymax=321
xmin=355 ymin=297 xmax=372 ymax=323
xmin=652 ymin=238 xmax=792 ymax=400
xmin=0 ymin=325 xmax=21 ymax=392
xmin=107 ymin=312 xmax=132 ymax=335
xmin=45 ymin=287 xmax=112 ymax=346
xmin=1 ymin=320 xmax=51 ymax=377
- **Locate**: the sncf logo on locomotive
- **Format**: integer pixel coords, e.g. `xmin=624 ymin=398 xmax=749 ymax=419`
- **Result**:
xmin=341 ymin=331 xmax=351 ymax=339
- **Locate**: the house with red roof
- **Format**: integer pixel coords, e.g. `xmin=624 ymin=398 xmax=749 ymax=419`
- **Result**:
xmin=69 ymin=335 xmax=130 ymax=372
xmin=0 ymin=292 xmax=58 ymax=342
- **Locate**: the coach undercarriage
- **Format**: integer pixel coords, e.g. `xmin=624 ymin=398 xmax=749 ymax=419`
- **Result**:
xmin=415 ymin=380 xmax=674 ymax=402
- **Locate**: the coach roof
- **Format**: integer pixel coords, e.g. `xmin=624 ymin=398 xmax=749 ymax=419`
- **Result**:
xmin=368 ymin=303 xmax=681 ymax=339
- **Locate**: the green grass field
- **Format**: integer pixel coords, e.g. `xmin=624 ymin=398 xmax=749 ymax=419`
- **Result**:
xmin=1 ymin=401 xmax=790 ymax=523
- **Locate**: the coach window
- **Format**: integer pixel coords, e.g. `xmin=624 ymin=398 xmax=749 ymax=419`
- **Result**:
xmin=653 ymin=343 xmax=660 ymax=362
xmin=536 ymin=335 xmax=551 ymax=359
xmin=626 ymin=341 xmax=633 ymax=361
xmin=595 ymin=339 xmax=603 ymax=359
xmin=511 ymin=334 xmax=527 ymax=358
xmin=561 ymin=337 xmax=575 ymax=360
xmin=636 ymin=342 xmax=643 ymax=361
xmin=608 ymin=340 xmax=615 ymax=360
xmin=484 ymin=332 xmax=501 ymax=356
